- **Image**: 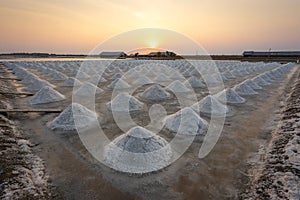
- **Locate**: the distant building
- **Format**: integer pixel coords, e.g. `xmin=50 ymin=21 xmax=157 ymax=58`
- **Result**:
xmin=243 ymin=51 xmax=300 ymax=57
xmin=99 ymin=51 xmax=127 ymax=59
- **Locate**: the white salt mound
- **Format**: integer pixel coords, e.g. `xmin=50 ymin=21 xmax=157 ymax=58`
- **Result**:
xmin=214 ymin=88 xmax=246 ymax=104
xmin=26 ymin=79 xmax=55 ymax=92
xmin=88 ymin=75 xmax=107 ymax=85
xmin=30 ymin=86 xmax=65 ymax=105
xmin=104 ymin=126 xmax=172 ymax=174
xmin=203 ymin=74 xmax=220 ymax=85
xmin=51 ymin=72 xmax=68 ymax=81
xmin=224 ymin=71 xmax=236 ymax=79
xmin=155 ymin=73 xmax=170 ymax=82
xmin=76 ymin=71 xmax=90 ymax=79
xmin=252 ymin=76 xmax=270 ymax=86
xmin=48 ymin=103 xmax=97 ymax=131
xmin=260 ymin=73 xmax=273 ymax=82
xmin=185 ymin=76 xmax=205 ymax=88
xmin=63 ymin=77 xmax=82 ymax=87
xmin=20 ymin=73 xmax=39 ymax=84
xmin=146 ymin=70 xmax=157 ymax=77
xmin=192 ymin=95 xmax=229 ymax=116
xmin=170 ymin=71 xmax=185 ymax=80
xmin=107 ymin=93 xmax=144 ymax=112
xmin=234 ymin=83 xmax=258 ymax=96
xmin=108 ymin=78 xmax=131 ymax=90
xmin=140 ymin=85 xmax=171 ymax=101
xmin=74 ymin=83 xmax=104 ymax=96
xmin=242 ymin=79 xmax=262 ymax=90
xmin=166 ymin=80 xmax=191 ymax=93
xmin=133 ymin=76 xmax=153 ymax=86
xmin=163 ymin=107 xmax=208 ymax=135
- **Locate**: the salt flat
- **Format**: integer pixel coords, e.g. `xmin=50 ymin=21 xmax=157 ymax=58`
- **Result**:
xmin=0 ymin=59 xmax=298 ymax=199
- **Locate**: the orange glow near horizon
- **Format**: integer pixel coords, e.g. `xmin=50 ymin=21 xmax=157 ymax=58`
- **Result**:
xmin=0 ymin=0 xmax=299 ymax=54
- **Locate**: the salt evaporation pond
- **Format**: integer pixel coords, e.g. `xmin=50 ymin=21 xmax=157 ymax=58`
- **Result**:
xmin=1 ymin=59 xmax=298 ymax=199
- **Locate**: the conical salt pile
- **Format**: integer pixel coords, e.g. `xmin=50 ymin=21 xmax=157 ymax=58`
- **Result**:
xmin=234 ymin=83 xmax=258 ymax=96
xmin=146 ymin=70 xmax=157 ymax=77
xmin=214 ymin=88 xmax=246 ymax=104
xmin=163 ymin=107 xmax=208 ymax=135
xmin=108 ymin=78 xmax=131 ymax=90
xmin=260 ymin=73 xmax=273 ymax=82
xmin=74 ymin=83 xmax=104 ymax=96
xmin=76 ymin=71 xmax=90 ymax=79
xmin=107 ymin=93 xmax=144 ymax=112
xmin=104 ymin=126 xmax=172 ymax=174
xmin=241 ymin=79 xmax=262 ymax=90
xmin=50 ymin=71 xmax=68 ymax=81
xmin=224 ymin=71 xmax=236 ymax=79
xmin=126 ymin=70 xmax=139 ymax=79
xmin=26 ymin=79 xmax=55 ymax=92
xmin=269 ymin=69 xmax=281 ymax=78
xmin=132 ymin=76 xmax=153 ymax=86
xmin=48 ymin=103 xmax=97 ymax=131
xmin=252 ymin=76 xmax=270 ymax=86
xmin=63 ymin=77 xmax=82 ymax=87
xmin=30 ymin=86 xmax=65 ymax=105
xmin=140 ymin=85 xmax=171 ymax=101
xmin=203 ymin=74 xmax=220 ymax=85
xmin=166 ymin=80 xmax=191 ymax=93
xmin=155 ymin=73 xmax=170 ymax=82
xmin=192 ymin=95 xmax=229 ymax=116
xmin=184 ymin=76 xmax=205 ymax=88
xmin=88 ymin=75 xmax=107 ymax=85
xmin=170 ymin=71 xmax=185 ymax=80
xmin=20 ymin=73 xmax=40 ymax=84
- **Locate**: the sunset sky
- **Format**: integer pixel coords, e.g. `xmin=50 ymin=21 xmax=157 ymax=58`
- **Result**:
xmin=0 ymin=0 xmax=299 ymax=55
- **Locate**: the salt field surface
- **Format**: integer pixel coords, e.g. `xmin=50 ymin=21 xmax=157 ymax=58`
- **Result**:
xmin=0 ymin=59 xmax=299 ymax=199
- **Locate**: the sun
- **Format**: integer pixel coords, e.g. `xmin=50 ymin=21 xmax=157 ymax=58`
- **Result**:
xmin=149 ymin=40 xmax=157 ymax=48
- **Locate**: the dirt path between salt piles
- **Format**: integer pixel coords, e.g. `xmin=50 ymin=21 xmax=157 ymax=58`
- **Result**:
xmin=241 ymin=66 xmax=300 ymax=199
xmin=3 ymin=63 xmax=300 ymax=200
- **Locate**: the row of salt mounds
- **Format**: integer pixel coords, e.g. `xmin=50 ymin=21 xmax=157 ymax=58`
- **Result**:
xmin=166 ymin=80 xmax=191 ymax=93
xmin=163 ymin=107 xmax=208 ymax=136
xmin=30 ymin=86 xmax=65 ymax=105
xmin=214 ymin=88 xmax=246 ymax=104
xmin=107 ymin=93 xmax=144 ymax=112
xmin=184 ymin=76 xmax=206 ymax=88
xmin=252 ymin=75 xmax=270 ymax=86
xmin=260 ymin=72 xmax=273 ymax=82
xmin=140 ymin=85 xmax=171 ymax=101
xmin=241 ymin=79 xmax=262 ymax=90
xmin=63 ymin=77 xmax=82 ymax=87
xmin=192 ymin=95 xmax=229 ymax=116
xmin=49 ymin=71 xmax=68 ymax=81
xmin=103 ymin=126 xmax=173 ymax=174
xmin=76 ymin=71 xmax=90 ymax=79
xmin=234 ymin=82 xmax=258 ymax=96
xmin=74 ymin=83 xmax=104 ymax=97
xmin=132 ymin=76 xmax=154 ymax=86
xmin=20 ymin=72 xmax=40 ymax=85
xmin=48 ymin=103 xmax=97 ymax=131
xmin=108 ymin=78 xmax=131 ymax=90
xmin=88 ymin=75 xmax=107 ymax=85
xmin=25 ymin=78 xmax=56 ymax=92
